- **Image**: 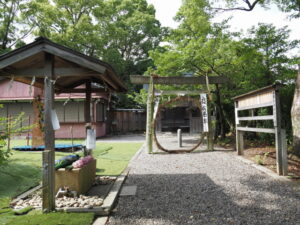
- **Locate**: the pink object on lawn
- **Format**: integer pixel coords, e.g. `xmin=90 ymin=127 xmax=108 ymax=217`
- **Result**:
xmin=72 ymin=155 xmax=94 ymax=168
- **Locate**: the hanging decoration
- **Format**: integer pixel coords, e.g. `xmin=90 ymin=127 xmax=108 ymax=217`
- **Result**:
xmin=29 ymin=76 xmax=36 ymax=96
xmin=63 ymin=95 xmax=71 ymax=106
xmin=7 ymin=76 xmax=14 ymax=91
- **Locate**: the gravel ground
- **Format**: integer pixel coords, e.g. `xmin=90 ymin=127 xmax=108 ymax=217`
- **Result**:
xmin=155 ymin=133 xmax=203 ymax=151
xmin=108 ymin=147 xmax=300 ymax=225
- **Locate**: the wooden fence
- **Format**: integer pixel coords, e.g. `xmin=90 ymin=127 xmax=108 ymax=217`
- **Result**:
xmin=109 ymin=109 xmax=146 ymax=134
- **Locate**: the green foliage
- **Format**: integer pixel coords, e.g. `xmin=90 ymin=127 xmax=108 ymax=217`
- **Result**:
xmin=149 ymin=0 xmax=299 ymax=139
xmin=219 ymin=0 xmax=300 ymax=18
xmin=253 ymin=152 xmax=270 ymax=165
xmin=127 ymin=89 xmax=148 ymax=108
xmin=254 ymin=154 xmax=264 ymax=165
xmin=0 ymin=0 xmax=33 ymax=53
xmin=0 ymin=111 xmax=34 ymax=165
xmin=22 ymin=0 xmax=166 ymax=108
xmin=275 ymin=0 xmax=300 ymax=18
xmin=26 ymin=0 xmax=164 ymax=84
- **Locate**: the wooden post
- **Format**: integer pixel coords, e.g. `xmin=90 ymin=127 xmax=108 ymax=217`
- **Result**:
xmin=274 ymin=89 xmax=283 ymax=175
xmin=236 ymin=130 xmax=244 ymax=155
xmin=85 ymin=80 xmax=92 ymax=156
xmin=281 ymin=129 xmax=288 ymax=176
xmin=70 ymin=125 xmax=74 ymax=153
xmin=234 ymin=101 xmax=244 ymax=155
xmin=177 ymin=129 xmax=182 ymax=147
xmin=26 ymin=116 xmax=31 ymax=146
xmin=7 ymin=115 xmax=11 ymax=151
xmin=43 ymin=53 xmax=55 ymax=212
xmin=85 ymin=80 xmax=92 ymax=124
xmin=146 ymin=76 xmax=154 ymax=154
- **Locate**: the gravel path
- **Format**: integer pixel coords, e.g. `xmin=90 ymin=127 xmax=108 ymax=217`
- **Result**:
xmin=108 ymin=147 xmax=300 ymax=225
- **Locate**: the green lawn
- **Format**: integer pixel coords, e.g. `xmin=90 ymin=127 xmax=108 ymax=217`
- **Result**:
xmin=0 ymin=139 xmax=142 ymax=225
xmin=7 ymin=211 xmax=95 ymax=225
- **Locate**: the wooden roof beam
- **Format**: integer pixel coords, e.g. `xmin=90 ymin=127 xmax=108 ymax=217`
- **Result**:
xmin=1 ymin=67 xmax=96 ymax=77
xmin=155 ymin=90 xmax=207 ymax=96
xmin=14 ymin=77 xmax=44 ymax=89
xmin=98 ymin=73 xmax=119 ymax=91
xmin=55 ymin=88 xmax=106 ymax=94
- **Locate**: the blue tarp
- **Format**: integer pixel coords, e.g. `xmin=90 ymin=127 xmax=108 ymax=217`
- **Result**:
xmin=13 ymin=144 xmax=83 ymax=151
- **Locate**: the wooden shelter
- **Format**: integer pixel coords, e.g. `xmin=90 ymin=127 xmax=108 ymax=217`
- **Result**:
xmin=0 ymin=37 xmax=126 ymax=212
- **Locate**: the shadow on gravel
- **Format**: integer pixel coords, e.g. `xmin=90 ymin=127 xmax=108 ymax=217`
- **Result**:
xmin=240 ymin=174 xmax=300 ymax=200
xmin=109 ymin=174 xmax=300 ymax=225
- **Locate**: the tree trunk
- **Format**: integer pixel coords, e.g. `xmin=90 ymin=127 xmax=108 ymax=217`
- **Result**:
xmin=215 ymin=84 xmax=226 ymax=139
xmin=291 ymin=65 xmax=300 ymax=157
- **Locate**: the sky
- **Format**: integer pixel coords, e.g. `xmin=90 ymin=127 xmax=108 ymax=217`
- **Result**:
xmin=146 ymin=0 xmax=300 ymax=42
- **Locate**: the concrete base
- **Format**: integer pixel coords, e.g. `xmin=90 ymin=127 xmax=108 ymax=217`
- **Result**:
xmin=58 ymin=169 xmax=129 ymax=216
xmin=93 ymin=217 xmax=108 ymax=225
xmin=55 ymin=159 xmax=96 ymax=194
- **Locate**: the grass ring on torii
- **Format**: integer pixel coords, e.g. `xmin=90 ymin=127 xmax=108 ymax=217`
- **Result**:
xmin=153 ymin=96 xmax=206 ymax=154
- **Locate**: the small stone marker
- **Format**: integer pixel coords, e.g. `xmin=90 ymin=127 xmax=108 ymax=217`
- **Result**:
xmin=119 ymin=186 xmax=137 ymax=196
xmin=177 ymin=129 xmax=182 ymax=147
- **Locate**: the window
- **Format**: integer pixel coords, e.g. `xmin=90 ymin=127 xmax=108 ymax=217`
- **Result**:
xmin=96 ymin=102 xmax=106 ymax=122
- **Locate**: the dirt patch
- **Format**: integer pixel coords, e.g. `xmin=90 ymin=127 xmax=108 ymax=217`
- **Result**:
xmin=243 ymin=146 xmax=300 ymax=181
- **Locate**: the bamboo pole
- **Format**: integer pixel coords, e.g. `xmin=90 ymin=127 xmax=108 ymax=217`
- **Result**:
xmin=146 ymin=76 xmax=154 ymax=154
xmin=205 ymin=75 xmax=214 ymax=151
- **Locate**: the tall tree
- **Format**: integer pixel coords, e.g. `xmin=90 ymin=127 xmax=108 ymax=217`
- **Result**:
xmin=242 ymin=23 xmax=299 ymax=85
xmin=93 ymin=0 xmax=164 ymax=79
xmin=150 ymin=0 xmax=237 ymax=138
xmin=27 ymin=0 xmax=164 ymax=82
xmin=26 ymin=0 xmax=99 ymax=55
xmin=149 ymin=0 xmax=299 ymax=139
xmin=215 ymin=0 xmax=300 ymax=18
xmin=26 ymin=0 xmax=164 ymax=108
xmin=0 ymin=0 xmax=32 ymax=54
xmin=291 ymin=66 xmax=300 ymax=156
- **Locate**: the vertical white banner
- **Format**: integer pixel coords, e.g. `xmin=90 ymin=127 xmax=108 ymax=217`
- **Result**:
xmin=153 ymin=97 xmax=160 ymax=119
xmin=86 ymin=128 xmax=96 ymax=150
xmin=200 ymin=94 xmax=209 ymax=132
